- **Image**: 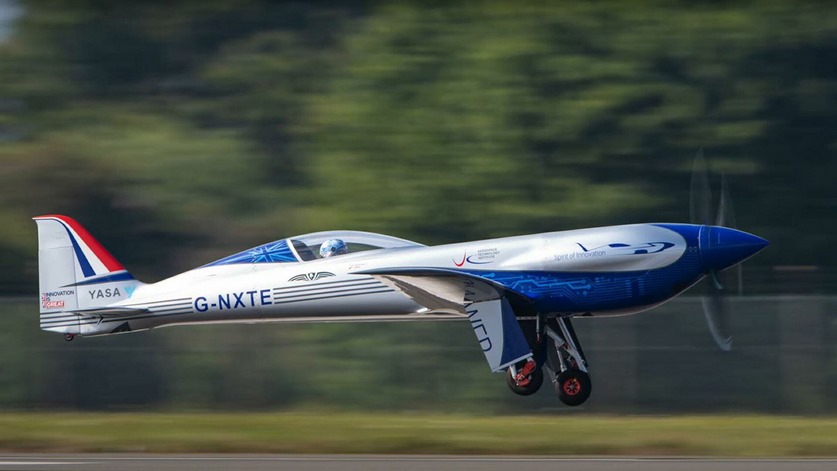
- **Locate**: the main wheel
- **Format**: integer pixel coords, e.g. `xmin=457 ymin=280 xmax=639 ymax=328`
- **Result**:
xmin=506 ymin=365 xmax=544 ymax=396
xmin=555 ymin=368 xmax=591 ymax=406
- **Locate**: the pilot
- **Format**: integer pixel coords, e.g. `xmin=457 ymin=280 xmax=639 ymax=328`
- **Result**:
xmin=319 ymin=239 xmax=348 ymax=258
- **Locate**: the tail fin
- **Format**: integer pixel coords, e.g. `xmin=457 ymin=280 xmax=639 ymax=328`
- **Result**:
xmin=33 ymin=215 xmax=144 ymax=334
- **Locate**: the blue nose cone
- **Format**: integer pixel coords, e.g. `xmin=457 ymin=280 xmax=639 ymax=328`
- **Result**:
xmin=701 ymin=226 xmax=769 ymax=272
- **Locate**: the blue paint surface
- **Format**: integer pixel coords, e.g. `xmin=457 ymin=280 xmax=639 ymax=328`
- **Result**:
xmin=465 ymin=223 xmax=705 ymax=313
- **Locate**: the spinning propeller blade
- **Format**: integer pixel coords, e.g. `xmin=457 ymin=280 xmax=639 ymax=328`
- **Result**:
xmin=717 ymin=175 xmax=744 ymax=295
xmin=690 ymin=149 xmax=738 ymax=351
xmin=701 ymin=294 xmax=733 ymax=352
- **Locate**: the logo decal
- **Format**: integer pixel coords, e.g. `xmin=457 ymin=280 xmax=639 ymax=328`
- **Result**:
xmin=288 ymin=272 xmax=336 ymax=282
xmin=88 ymin=287 xmax=122 ymax=299
xmin=124 ymin=285 xmax=136 ymax=298
xmin=577 ymin=242 xmax=675 ymax=255
xmin=453 ymin=248 xmax=499 ymax=267
xmin=465 ymin=255 xmax=493 ymax=265
xmin=41 ymin=293 xmax=66 ymax=309
xmin=41 ymin=290 xmax=73 ymax=309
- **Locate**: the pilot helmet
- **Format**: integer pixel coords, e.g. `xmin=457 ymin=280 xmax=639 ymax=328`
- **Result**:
xmin=319 ymin=239 xmax=348 ymax=258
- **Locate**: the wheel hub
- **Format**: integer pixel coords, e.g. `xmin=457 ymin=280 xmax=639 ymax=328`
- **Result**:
xmin=562 ymin=378 xmax=581 ymax=396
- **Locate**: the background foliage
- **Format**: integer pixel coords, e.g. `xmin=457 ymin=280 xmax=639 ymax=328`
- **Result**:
xmin=1 ymin=0 xmax=835 ymax=293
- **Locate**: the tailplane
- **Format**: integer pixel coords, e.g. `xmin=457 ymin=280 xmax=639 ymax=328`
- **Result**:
xmin=33 ymin=215 xmax=144 ymax=335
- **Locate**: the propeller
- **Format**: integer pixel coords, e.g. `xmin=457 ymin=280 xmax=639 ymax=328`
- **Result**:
xmin=689 ymin=149 xmax=739 ymax=351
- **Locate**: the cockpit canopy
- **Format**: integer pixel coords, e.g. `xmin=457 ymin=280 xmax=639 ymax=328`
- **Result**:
xmin=204 ymin=230 xmax=424 ymax=267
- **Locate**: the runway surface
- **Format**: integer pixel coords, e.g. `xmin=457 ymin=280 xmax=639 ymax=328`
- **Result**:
xmin=0 ymin=455 xmax=835 ymax=471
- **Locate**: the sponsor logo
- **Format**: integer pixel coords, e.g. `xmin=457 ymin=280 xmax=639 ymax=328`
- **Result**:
xmin=41 ymin=294 xmax=65 ymax=309
xmin=454 ymin=248 xmax=499 ymax=267
xmin=554 ymin=241 xmax=676 ymax=262
xmin=88 ymin=288 xmax=122 ymax=299
xmin=288 ymin=272 xmax=336 ymax=282
xmin=41 ymin=291 xmax=73 ymax=309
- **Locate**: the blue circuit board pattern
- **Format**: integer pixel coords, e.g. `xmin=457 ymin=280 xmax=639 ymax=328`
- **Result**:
xmin=466 ymin=224 xmax=704 ymax=313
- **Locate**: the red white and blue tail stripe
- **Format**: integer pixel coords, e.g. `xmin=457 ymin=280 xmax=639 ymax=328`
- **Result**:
xmin=33 ymin=214 xmax=134 ymax=286
xmin=34 ymin=215 xmax=145 ymax=335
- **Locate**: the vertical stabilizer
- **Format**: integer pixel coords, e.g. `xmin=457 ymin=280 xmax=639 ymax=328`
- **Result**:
xmin=33 ymin=215 xmax=144 ymax=334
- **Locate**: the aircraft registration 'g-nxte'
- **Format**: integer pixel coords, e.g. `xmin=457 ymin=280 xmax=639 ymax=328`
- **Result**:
xmin=33 ymin=207 xmax=767 ymax=405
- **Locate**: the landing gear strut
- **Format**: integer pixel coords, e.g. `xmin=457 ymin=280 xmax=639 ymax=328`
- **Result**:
xmin=545 ymin=317 xmax=592 ymax=406
xmin=503 ymin=316 xmax=592 ymax=405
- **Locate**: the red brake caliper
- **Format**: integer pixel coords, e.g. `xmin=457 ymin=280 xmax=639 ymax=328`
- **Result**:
xmin=514 ymin=358 xmax=536 ymax=387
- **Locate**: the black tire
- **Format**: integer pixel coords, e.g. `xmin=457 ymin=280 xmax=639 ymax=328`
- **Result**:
xmin=506 ymin=365 xmax=544 ymax=396
xmin=555 ymin=368 xmax=592 ymax=406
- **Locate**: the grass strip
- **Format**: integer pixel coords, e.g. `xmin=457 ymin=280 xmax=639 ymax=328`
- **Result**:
xmin=0 ymin=412 xmax=835 ymax=456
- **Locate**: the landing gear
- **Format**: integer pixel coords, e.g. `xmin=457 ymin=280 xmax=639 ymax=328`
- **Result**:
xmin=506 ymin=358 xmax=543 ymax=396
xmin=555 ymin=368 xmax=592 ymax=406
xmin=545 ymin=317 xmax=592 ymax=406
xmin=503 ymin=316 xmax=592 ymax=405
xmin=63 ymin=333 xmax=75 ymax=342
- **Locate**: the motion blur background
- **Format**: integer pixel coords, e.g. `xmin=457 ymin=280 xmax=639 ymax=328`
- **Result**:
xmin=0 ymin=1 xmax=834 ymax=414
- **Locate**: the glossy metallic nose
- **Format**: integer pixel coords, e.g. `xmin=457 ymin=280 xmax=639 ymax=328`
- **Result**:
xmin=700 ymin=226 xmax=769 ymax=272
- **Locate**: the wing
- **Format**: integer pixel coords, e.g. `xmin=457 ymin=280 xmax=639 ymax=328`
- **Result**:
xmin=355 ymin=268 xmax=533 ymax=371
xmin=353 ymin=267 xmax=532 ymax=313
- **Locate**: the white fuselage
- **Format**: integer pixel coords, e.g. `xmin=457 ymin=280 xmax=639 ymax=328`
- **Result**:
xmin=50 ymin=223 xmax=694 ymax=337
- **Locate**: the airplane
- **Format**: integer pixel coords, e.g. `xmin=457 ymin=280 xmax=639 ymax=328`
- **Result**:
xmin=31 ymin=159 xmax=769 ymax=406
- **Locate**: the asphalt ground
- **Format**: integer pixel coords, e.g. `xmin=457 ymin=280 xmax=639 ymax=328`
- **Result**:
xmin=0 ymin=455 xmax=835 ymax=471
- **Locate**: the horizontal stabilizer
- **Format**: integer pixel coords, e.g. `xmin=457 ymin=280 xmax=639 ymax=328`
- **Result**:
xmin=39 ymin=306 xmax=149 ymax=335
xmin=72 ymin=307 xmax=149 ymax=318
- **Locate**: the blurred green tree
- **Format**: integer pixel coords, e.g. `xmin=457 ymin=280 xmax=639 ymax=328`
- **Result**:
xmin=0 ymin=1 xmax=835 ymax=288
